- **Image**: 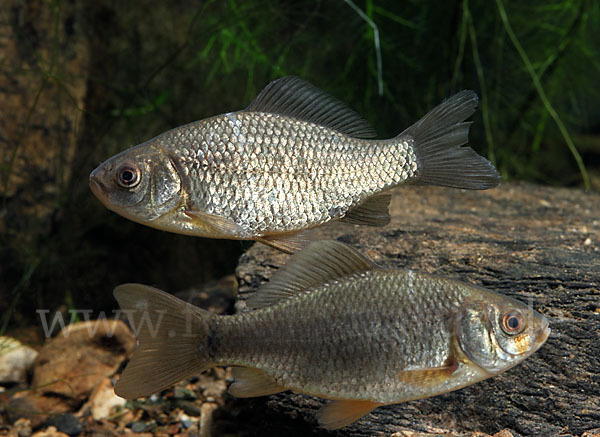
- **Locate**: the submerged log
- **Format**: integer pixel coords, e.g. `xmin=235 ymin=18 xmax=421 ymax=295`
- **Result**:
xmin=232 ymin=183 xmax=600 ymax=437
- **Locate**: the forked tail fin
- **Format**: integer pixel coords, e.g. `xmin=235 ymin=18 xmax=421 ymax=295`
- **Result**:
xmin=402 ymin=90 xmax=500 ymax=189
xmin=113 ymin=284 xmax=215 ymax=399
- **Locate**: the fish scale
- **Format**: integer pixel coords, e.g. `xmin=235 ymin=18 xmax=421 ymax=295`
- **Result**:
xmin=213 ymin=270 xmax=459 ymax=403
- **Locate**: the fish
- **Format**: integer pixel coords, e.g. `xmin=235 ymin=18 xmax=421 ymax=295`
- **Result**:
xmin=113 ymin=240 xmax=549 ymax=430
xmin=90 ymin=76 xmax=500 ymax=252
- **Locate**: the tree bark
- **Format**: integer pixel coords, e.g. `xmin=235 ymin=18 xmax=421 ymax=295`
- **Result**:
xmin=232 ymin=183 xmax=600 ymax=437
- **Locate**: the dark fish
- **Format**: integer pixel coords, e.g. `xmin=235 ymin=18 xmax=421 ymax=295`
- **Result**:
xmin=113 ymin=241 xmax=548 ymax=429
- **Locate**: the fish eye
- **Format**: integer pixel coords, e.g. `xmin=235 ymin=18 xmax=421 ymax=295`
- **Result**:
xmin=116 ymin=164 xmax=141 ymax=188
xmin=501 ymin=310 xmax=524 ymax=335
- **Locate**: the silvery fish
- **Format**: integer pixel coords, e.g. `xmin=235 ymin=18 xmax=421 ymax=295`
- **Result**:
xmin=90 ymin=76 xmax=499 ymax=252
xmin=113 ymin=241 xmax=549 ymax=429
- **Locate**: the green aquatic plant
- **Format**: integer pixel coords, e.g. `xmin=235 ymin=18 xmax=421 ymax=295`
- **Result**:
xmin=495 ymin=0 xmax=590 ymax=189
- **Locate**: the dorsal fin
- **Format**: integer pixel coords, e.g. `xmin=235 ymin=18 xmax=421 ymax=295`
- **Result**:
xmin=244 ymin=76 xmax=377 ymax=139
xmin=246 ymin=240 xmax=377 ymax=310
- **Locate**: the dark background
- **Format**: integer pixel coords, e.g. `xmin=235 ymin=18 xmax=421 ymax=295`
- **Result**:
xmin=1 ymin=0 xmax=599 ymax=330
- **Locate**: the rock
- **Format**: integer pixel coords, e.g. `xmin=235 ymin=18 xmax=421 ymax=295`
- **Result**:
xmin=0 ymin=337 xmax=38 ymax=384
xmin=8 ymin=320 xmax=134 ymax=427
xmin=234 ymin=184 xmax=600 ymax=436
xmin=44 ymin=414 xmax=82 ymax=436
xmin=88 ymin=377 xmax=126 ymax=420
xmin=32 ymin=319 xmax=135 ymax=400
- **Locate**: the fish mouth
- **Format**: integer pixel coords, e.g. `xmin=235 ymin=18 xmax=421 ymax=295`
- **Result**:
xmin=538 ymin=319 xmax=551 ymax=344
xmin=89 ymin=174 xmax=110 ymax=206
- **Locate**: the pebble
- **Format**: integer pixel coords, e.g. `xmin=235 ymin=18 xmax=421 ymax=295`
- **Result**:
xmin=493 ymin=430 xmax=515 ymax=437
xmin=45 ymin=414 xmax=82 ymax=436
xmin=0 ymin=337 xmax=38 ymax=384
xmin=181 ymin=419 xmax=194 ymax=429
xmin=176 ymin=400 xmax=202 ymax=417
xmin=130 ymin=421 xmax=147 ymax=433
xmin=13 ymin=417 xmax=32 ymax=437
xmin=31 ymin=426 xmax=69 ymax=437
xmin=173 ymin=387 xmax=197 ymax=400
xmin=180 ymin=414 xmax=194 ymax=429
xmin=89 ymin=377 xmax=126 ymax=420
xmin=166 ymin=423 xmax=180 ymax=434
xmin=200 ymin=403 xmax=217 ymax=436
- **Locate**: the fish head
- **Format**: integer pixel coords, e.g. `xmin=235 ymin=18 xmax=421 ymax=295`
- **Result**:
xmin=456 ymin=290 xmax=550 ymax=375
xmin=89 ymin=143 xmax=182 ymax=225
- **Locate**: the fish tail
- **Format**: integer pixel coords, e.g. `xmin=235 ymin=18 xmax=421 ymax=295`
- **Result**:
xmin=402 ymin=90 xmax=500 ymax=189
xmin=113 ymin=283 xmax=215 ymax=399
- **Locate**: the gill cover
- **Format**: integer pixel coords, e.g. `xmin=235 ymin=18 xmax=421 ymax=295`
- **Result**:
xmin=456 ymin=303 xmax=501 ymax=372
xmin=149 ymin=156 xmax=181 ymax=216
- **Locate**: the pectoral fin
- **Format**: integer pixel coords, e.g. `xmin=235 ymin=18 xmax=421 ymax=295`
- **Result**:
xmin=396 ymin=356 xmax=459 ymax=388
xmin=228 ymin=367 xmax=286 ymax=398
xmin=184 ymin=209 xmax=249 ymax=238
xmin=316 ymin=399 xmax=382 ymax=430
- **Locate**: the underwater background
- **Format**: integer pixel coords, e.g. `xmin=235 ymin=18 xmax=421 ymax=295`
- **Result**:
xmin=1 ymin=0 xmax=599 ymax=330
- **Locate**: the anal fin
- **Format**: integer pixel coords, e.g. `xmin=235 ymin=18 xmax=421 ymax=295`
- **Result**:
xmin=228 ymin=367 xmax=286 ymax=398
xmin=341 ymin=194 xmax=391 ymax=227
xmin=316 ymin=399 xmax=382 ymax=430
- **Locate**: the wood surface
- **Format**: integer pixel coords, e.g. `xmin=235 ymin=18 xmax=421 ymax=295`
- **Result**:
xmin=231 ymin=183 xmax=600 ymax=437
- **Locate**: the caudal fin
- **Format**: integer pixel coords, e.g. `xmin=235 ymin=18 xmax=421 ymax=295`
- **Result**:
xmin=113 ymin=284 xmax=214 ymax=399
xmin=403 ymin=90 xmax=500 ymax=189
